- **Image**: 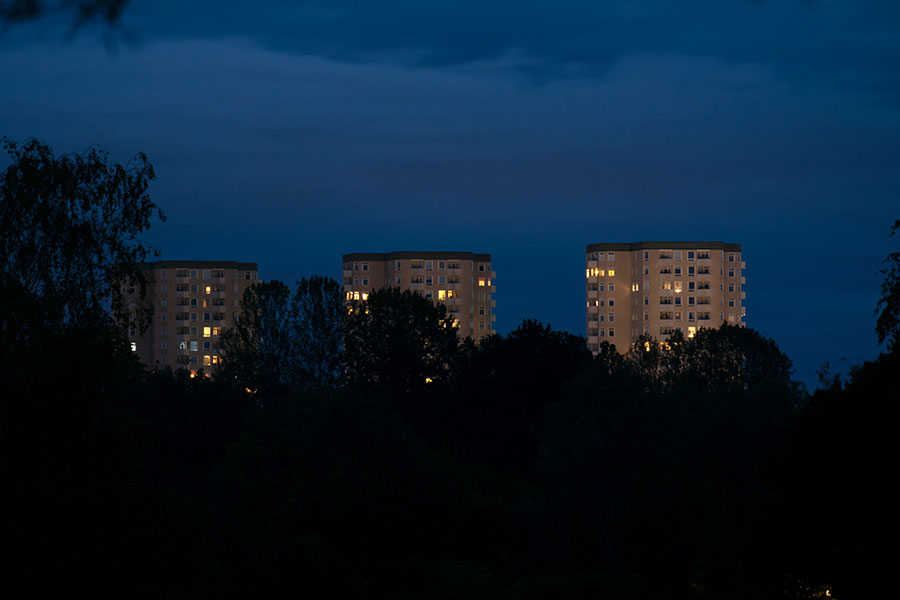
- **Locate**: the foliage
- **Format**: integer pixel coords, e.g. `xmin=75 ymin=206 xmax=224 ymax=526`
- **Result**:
xmin=342 ymin=287 xmax=459 ymax=394
xmin=875 ymin=219 xmax=900 ymax=351
xmin=220 ymin=280 xmax=293 ymax=393
xmin=763 ymin=351 xmax=900 ymax=600
xmin=0 ymin=137 xmax=163 ymax=340
xmin=292 ymin=275 xmax=343 ymax=389
xmin=0 ymin=0 xmax=129 ymax=28
xmin=220 ymin=276 xmax=344 ymax=393
xmin=0 ymin=137 xmax=165 ymax=593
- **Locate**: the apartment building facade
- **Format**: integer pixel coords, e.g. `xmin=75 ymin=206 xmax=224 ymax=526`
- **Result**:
xmin=342 ymin=251 xmax=496 ymax=341
xmin=585 ymin=242 xmax=745 ymax=353
xmin=125 ymin=260 xmax=259 ymax=373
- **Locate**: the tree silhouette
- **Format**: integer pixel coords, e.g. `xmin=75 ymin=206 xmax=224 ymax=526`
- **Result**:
xmin=875 ymin=219 xmax=900 ymax=351
xmin=342 ymin=287 xmax=459 ymax=394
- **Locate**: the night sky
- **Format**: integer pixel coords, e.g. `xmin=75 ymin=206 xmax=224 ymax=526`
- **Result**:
xmin=3 ymin=1 xmax=898 ymax=387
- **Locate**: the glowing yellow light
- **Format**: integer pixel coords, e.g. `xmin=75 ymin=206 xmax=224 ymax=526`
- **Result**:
xmin=608 ymin=269 xmax=615 ymax=276
xmin=425 ymin=377 xmax=433 ymax=384
xmin=644 ymin=341 xmax=651 ymax=352
xmin=361 ymin=292 xmax=368 ymax=300
xmin=353 ymin=291 xmax=360 ymax=300
xmin=688 ymin=326 xmax=696 ymax=339
xmin=205 ymin=286 xmax=211 ymax=294
xmin=438 ymin=290 xmax=447 ymax=300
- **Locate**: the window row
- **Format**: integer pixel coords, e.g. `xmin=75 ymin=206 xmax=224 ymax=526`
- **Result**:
xmin=587 ymin=298 xmax=615 ymax=307
xmin=169 ymin=269 xmax=254 ymax=281
xmin=586 ymin=268 xmax=616 ymax=277
xmin=586 ymin=327 xmax=616 ymax=337
xmin=587 ymin=312 xmax=616 ymax=322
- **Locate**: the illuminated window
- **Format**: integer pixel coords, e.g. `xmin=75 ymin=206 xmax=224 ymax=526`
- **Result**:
xmin=353 ymin=291 xmax=360 ymax=300
xmin=204 ymin=327 xmax=211 ymax=338
xmin=661 ymin=281 xmax=673 ymax=290
xmin=345 ymin=291 xmax=353 ymax=300
xmin=608 ymin=269 xmax=615 ymax=276
xmin=203 ymin=355 xmax=211 ymax=366
xmin=361 ymin=292 xmax=368 ymax=301
xmin=438 ymin=290 xmax=447 ymax=300
xmin=130 ymin=342 xmax=137 ymax=352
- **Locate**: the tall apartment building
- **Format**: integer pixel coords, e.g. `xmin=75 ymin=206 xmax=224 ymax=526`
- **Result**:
xmin=342 ymin=251 xmax=496 ymax=340
xmin=585 ymin=242 xmax=745 ymax=353
xmin=125 ymin=260 xmax=259 ymax=373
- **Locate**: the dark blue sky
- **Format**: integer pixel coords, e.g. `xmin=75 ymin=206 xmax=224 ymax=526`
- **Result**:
xmin=3 ymin=1 xmax=899 ymax=386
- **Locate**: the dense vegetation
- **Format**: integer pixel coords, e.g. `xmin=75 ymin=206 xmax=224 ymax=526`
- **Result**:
xmin=2 ymin=140 xmax=896 ymax=598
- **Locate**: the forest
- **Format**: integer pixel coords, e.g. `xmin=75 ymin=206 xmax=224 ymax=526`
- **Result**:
xmin=2 ymin=140 xmax=898 ymax=599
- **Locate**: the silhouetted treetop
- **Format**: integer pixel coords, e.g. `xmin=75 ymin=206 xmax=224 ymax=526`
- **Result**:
xmin=0 ymin=137 xmax=163 ymax=337
xmin=875 ymin=218 xmax=900 ymax=351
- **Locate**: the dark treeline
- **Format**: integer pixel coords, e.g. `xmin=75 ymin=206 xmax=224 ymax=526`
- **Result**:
xmin=2 ymin=140 xmax=897 ymax=598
